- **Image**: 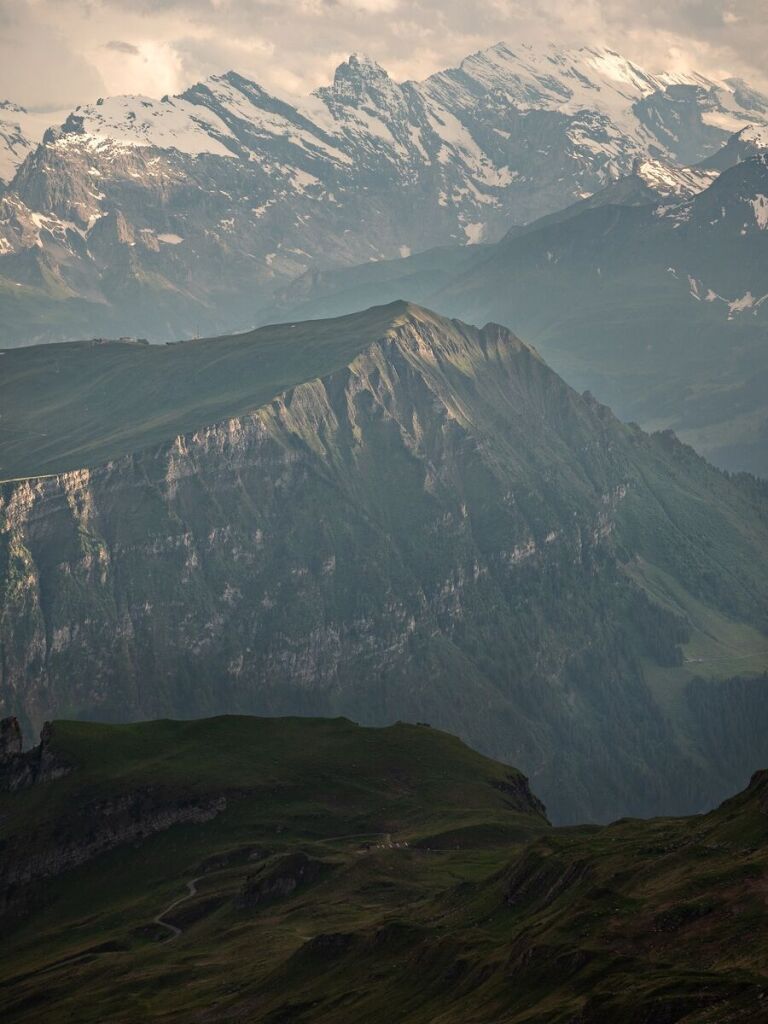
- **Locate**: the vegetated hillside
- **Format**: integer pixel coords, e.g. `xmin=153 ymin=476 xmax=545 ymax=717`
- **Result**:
xmin=1 ymin=302 xmax=768 ymax=823
xmin=1 ymin=43 xmax=766 ymax=347
xmin=2 ymin=715 xmax=768 ymax=1024
xmin=271 ymin=153 xmax=768 ymax=476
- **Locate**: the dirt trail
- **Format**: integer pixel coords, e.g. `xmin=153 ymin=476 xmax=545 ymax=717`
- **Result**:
xmin=152 ymin=832 xmax=393 ymax=941
xmin=153 ymin=877 xmax=202 ymax=942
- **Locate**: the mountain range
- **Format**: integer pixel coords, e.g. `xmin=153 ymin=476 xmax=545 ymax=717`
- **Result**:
xmin=1 ymin=42 xmax=768 ymax=347
xmin=2 ymin=302 xmax=767 ymax=824
xmin=3 ymin=33 xmax=768 ymax=1023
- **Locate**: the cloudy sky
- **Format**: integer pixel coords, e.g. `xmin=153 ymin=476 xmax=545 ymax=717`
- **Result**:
xmin=1 ymin=0 xmax=766 ymax=110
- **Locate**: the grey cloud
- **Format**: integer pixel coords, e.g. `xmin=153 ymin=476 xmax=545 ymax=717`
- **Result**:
xmin=0 ymin=0 xmax=104 ymax=108
xmin=2 ymin=0 xmax=767 ymax=109
xmin=104 ymin=39 xmax=140 ymax=54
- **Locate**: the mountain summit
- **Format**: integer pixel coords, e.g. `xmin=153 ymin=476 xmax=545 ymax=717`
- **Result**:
xmin=272 ymin=146 xmax=768 ymax=474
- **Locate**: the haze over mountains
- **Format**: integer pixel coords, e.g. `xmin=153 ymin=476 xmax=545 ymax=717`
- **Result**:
xmin=0 ymin=36 xmax=766 ymax=823
xmin=1 ymin=41 xmax=768 ymax=348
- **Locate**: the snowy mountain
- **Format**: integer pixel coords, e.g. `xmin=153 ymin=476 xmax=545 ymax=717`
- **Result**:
xmin=1 ymin=42 xmax=767 ymax=346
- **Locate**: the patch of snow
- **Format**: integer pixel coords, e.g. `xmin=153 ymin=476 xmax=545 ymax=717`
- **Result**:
xmin=701 ymin=109 xmax=755 ymax=134
xmin=59 ymin=94 xmax=236 ymax=157
xmin=636 ymin=159 xmax=717 ymax=199
xmin=738 ymin=124 xmax=768 ymax=149
xmin=728 ymin=292 xmax=757 ymax=318
xmin=463 ymin=221 xmax=485 ymax=244
xmin=751 ymin=193 xmax=768 ymax=230
xmin=290 ymin=167 xmax=321 ymax=191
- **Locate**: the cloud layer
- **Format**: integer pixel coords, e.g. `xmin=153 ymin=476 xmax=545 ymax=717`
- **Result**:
xmin=1 ymin=0 xmax=766 ymax=110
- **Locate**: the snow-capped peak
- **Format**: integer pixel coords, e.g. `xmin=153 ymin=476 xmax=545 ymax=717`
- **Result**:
xmin=347 ymin=52 xmax=388 ymax=72
xmin=51 ymin=93 xmax=237 ymax=158
xmin=320 ymin=51 xmax=404 ymax=112
xmin=6 ymin=41 xmax=768 ymax=180
xmin=434 ymin=41 xmax=682 ymax=111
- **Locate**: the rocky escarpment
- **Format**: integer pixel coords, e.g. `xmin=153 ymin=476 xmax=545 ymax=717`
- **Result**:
xmin=0 ymin=717 xmax=229 ymax=920
xmin=1 ymin=308 xmax=767 ymax=823
xmin=0 ymin=781 xmax=226 ymax=919
xmin=492 ymin=775 xmax=547 ymax=818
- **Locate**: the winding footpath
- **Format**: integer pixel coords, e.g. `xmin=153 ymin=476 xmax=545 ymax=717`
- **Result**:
xmin=153 ymin=878 xmax=202 ymax=942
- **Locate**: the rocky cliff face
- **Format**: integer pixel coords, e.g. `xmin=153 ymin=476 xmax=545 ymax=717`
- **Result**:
xmin=1 ymin=43 xmax=767 ymax=345
xmin=2 ymin=306 xmax=767 ymax=822
xmin=0 ymin=786 xmax=226 ymax=916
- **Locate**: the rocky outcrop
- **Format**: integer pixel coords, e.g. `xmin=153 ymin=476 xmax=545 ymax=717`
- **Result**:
xmin=0 ymin=718 xmax=71 ymax=792
xmin=0 ymin=715 xmax=22 ymax=758
xmin=492 ymin=774 xmax=548 ymax=817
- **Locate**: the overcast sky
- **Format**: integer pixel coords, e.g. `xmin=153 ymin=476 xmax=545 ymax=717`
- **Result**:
xmin=1 ymin=0 xmax=766 ymax=111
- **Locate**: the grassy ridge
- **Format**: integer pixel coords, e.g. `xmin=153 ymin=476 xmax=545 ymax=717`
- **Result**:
xmin=0 ymin=302 xmax=413 ymax=480
xmin=1 ymin=717 xmax=546 ymax=863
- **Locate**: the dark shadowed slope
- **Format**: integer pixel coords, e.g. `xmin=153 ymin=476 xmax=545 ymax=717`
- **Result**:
xmin=2 ymin=715 xmax=768 ymax=1024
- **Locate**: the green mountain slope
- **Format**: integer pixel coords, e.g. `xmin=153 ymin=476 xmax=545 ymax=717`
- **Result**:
xmin=2 ymin=715 xmax=768 ymax=1024
xmin=0 ymin=303 xmax=409 ymax=481
xmin=1 ymin=303 xmax=767 ymax=822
